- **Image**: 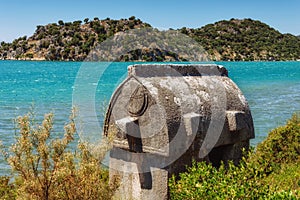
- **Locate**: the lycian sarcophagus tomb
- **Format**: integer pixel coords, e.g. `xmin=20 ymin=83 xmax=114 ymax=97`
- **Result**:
xmin=104 ymin=64 xmax=254 ymax=200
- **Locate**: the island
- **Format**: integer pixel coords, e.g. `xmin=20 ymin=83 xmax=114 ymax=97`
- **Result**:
xmin=1 ymin=17 xmax=300 ymax=61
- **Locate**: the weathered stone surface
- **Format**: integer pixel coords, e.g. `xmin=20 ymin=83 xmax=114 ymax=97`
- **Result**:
xmin=104 ymin=64 xmax=255 ymax=200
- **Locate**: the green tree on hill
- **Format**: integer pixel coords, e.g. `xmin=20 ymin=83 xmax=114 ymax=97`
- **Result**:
xmin=58 ymin=20 xmax=64 ymax=26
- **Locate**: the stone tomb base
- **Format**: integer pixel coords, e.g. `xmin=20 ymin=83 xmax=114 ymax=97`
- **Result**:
xmin=110 ymin=156 xmax=169 ymax=200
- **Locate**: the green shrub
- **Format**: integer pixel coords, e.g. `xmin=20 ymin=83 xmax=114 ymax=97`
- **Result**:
xmin=169 ymin=160 xmax=272 ymax=199
xmin=1 ymin=109 xmax=117 ymax=200
xmin=0 ymin=176 xmax=17 ymax=199
xmin=25 ymin=53 xmax=33 ymax=58
xmin=169 ymin=114 xmax=300 ymax=199
xmin=252 ymin=113 xmax=300 ymax=193
xmin=254 ymin=113 xmax=300 ymax=165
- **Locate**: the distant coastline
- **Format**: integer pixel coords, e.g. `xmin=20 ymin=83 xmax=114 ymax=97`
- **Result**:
xmin=1 ymin=17 xmax=300 ymax=62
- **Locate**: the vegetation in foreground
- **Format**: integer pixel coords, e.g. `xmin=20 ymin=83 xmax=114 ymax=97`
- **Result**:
xmin=169 ymin=113 xmax=300 ymax=199
xmin=0 ymin=109 xmax=117 ymax=200
xmin=0 ymin=112 xmax=299 ymax=199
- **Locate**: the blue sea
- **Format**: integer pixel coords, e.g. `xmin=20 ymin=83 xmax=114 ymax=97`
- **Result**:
xmin=0 ymin=61 xmax=299 ymax=174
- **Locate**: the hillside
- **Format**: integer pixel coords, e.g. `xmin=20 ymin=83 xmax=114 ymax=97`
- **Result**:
xmin=0 ymin=16 xmax=153 ymax=61
xmin=1 ymin=17 xmax=300 ymax=61
xmin=182 ymin=18 xmax=300 ymax=61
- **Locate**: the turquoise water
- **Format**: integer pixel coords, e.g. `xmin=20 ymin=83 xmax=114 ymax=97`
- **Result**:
xmin=0 ymin=61 xmax=299 ymax=174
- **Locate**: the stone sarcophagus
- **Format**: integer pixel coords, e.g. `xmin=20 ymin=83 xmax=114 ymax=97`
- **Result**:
xmin=104 ymin=64 xmax=254 ymax=200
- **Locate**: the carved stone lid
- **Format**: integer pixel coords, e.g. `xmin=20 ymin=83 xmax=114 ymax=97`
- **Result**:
xmin=128 ymin=64 xmax=228 ymax=77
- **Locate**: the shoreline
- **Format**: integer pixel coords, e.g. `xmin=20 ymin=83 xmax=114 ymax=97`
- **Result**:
xmin=0 ymin=59 xmax=300 ymax=62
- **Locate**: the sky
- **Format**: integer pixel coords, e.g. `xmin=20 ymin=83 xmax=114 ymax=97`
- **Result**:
xmin=1 ymin=0 xmax=300 ymax=42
